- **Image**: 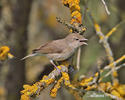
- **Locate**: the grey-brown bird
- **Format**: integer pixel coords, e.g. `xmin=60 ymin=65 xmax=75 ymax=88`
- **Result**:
xmin=21 ymin=33 xmax=87 ymax=70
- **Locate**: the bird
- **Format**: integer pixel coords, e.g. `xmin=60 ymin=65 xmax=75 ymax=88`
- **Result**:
xmin=21 ymin=33 xmax=88 ymax=70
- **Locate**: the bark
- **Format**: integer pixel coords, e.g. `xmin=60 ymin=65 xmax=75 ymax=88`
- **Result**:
xmin=4 ymin=0 xmax=32 ymax=100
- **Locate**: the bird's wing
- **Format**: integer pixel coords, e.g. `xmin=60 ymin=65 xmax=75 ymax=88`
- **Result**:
xmin=32 ymin=39 xmax=66 ymax=54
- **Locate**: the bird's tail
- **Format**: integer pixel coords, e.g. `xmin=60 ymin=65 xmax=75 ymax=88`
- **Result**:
xmin=21 ymin=53 xmax=37 ymax=60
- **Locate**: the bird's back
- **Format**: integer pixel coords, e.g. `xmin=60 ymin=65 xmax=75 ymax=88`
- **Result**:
xmin=32 ymin=39 xmax=67 ymax=54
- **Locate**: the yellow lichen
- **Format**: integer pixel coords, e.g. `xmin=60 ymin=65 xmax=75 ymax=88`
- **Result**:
xmin=62 ymin=0 xmax=82 ymax=29
xmin=50 ymin=77 xmax=63 ymax=97
xmin=116 ymin=85 xmax=125 ymax=96
xmin=0 ymin=46 xmax=13 ymax=61
xmin=8 ymin=53 xmax=14 ymax=59
xmin=79 ymin=77 xmax=93 ymax=86
xmin=94 ymin=23 xmax=101 ymax=32
xmin=21 ymin=95 xmax=30 ymax=100
xmin=0 ymin=87 xmax=6 ymax=96
xmin=85 ymin=85 xmax=96 ymax=91
xmin=71 ymin=11 xmax=82 ymax=24
xmin=111 ymin=90 xmax=121 ymax=98
xmin=21 ymin=84 xmax=38 ymax=96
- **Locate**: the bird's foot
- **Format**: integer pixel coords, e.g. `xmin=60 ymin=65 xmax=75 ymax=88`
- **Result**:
xmin=54 ymin=65 xmax=61 ymax=73
xmin=50 ymin=60 xmax=61 ymax=73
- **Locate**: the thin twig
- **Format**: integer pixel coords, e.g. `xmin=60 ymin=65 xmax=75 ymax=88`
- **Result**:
xmin=106 ymin=20 xmax=125 ymax=39
xmin=104 ymin=55 xmax=125 ymax=70
xmin=76 ymin=47 xmax=81 ymax=70
xmin=101 ymin=0 xmax=110 ymax=15
xmin=104 ymin=63 xmax=125 ymax=78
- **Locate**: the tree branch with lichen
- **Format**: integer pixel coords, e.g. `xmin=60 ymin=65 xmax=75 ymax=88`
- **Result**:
xmin=21 ymin=65 xmax=79 ymax=100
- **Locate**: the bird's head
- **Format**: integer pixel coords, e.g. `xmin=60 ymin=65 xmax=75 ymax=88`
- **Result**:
xmin=65 ymin=33 xmax=88 ymax=48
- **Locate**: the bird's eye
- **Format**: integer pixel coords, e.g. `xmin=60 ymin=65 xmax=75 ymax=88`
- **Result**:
xmin=75 ymin=38 xmax=79 ymax=40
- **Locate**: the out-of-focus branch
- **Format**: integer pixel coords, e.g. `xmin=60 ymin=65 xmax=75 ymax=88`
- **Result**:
xmin=104 ymin=63 xmax=125 ymax=78
xmin=104 ymin=55 xmax=125 ymax=70
xmin=78 ymin=69 xmax=125 ymax=100
xmin=88 ymin=13 xmax=120 ymax=85
xmin=105 ymin=20 xmax=125 ymax=39
xmin=101 ymin=0 xmax=110 ymax=15
xmin=91 ymin=55 xmax=125 ymax=83
xmin=0 ymin=46 xmax=14 ymax=61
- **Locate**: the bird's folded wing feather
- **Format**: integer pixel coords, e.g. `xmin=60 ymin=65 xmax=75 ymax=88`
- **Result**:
xmin=32 ymin=39 xmax=66 ymax=54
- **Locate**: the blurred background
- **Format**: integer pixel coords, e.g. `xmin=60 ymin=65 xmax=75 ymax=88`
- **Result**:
xmin=0 ymin=0 xmax=125 ymax=100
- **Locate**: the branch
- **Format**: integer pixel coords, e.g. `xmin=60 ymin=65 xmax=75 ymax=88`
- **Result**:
xmin=56 ymin=17 xmax=86 ymax=34
xmin=88 ymin=13 xmax=119 ymax=85
xmin=106 ymin=20 xmax=125 ymax=39
xmin=104 ymin=63 xmax=125 ymax=78
xmin=101 ymin=0 xmax=110 ymax=15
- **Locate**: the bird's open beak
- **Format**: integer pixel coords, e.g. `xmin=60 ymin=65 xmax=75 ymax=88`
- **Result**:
xmin=80 ymin=38 xmax=88 ymax=45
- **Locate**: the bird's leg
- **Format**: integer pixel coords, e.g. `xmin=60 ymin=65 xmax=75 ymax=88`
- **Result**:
xmin=50 ymin=60 xmax=61 ymax=73
xmin=55 ymin=61 xmax=59 ymax=66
